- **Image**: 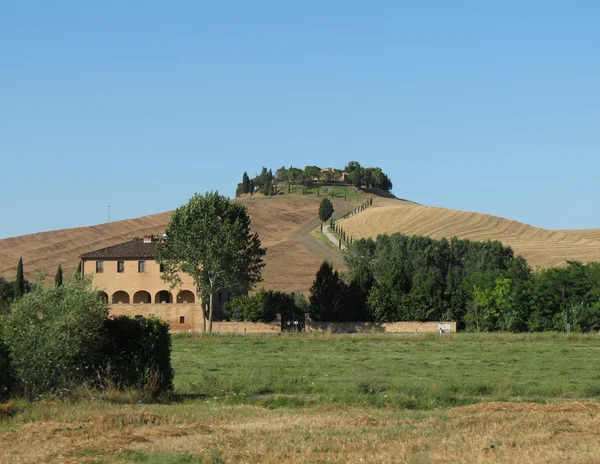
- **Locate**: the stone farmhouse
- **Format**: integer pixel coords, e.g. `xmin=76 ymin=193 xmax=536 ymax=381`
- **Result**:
xmin=320 ymin=167 xmax=348 ymax=182
xmin=80 ymin=235 xmax=229 ymax=330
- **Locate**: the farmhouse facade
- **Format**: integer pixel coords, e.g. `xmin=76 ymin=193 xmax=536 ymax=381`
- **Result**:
xmin=80 ymin=235 xmax=229 ymax=329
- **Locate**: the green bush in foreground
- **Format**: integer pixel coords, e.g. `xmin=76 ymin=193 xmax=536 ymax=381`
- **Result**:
xmin=1 ymin=278 xmax=173 ymax=400
xmin=104 ymin=316 xmax=173 ymax=397
xmin=2 ymin=276 xmax=108 ymax=398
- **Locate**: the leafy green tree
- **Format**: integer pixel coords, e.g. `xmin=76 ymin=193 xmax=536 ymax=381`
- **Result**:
xmin=318 ymin=198 xmax=334 ymax=223
xmin=349 ymin=170 xmax=362 ymax=188
xmin=275 ymin=166 xmax=288 ymax=183
xmin=14 ymin=258 xmax=25 ymax=299
xmin=344 ymin=161 xmax=361 ymax=173
xmin=55 ymin=265 xmax=63 ymax=287
xmin=287 ymin=166 xmax=304 ymax=185
xmin=157 ymin=191 xmax=266 ymax=334
xmin=363 ymin=169 xmax=372 ymax=188
xmin=2 ymin=276 xmax=108 ymax=398
xmin=344 ymin=237 xmax=376 ymax=275
xmin=303 ymin=165 xmax=322 ymax=182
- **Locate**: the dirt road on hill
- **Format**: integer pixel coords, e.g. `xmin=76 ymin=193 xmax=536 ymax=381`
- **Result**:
xmin=292 ymin=200 xmax=354 ymax=268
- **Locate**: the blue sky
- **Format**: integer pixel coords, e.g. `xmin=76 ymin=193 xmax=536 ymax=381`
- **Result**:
xmin=1 ymin=1 xmax=599 ymax=238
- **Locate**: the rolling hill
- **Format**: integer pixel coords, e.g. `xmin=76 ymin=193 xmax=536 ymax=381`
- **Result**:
xmin=1 ymin=193 xmax=600 ymax=294
xmin=340 ymin=198 xmax=600 ymax=269
xmin=0 ymin=196 xmax=355 ymax=294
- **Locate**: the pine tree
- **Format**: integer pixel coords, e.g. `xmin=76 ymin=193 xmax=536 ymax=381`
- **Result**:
xmin=14 ymin=257 xmax=25 ymax=298
xmin=55 ymin=265 xmax=63 ymax=286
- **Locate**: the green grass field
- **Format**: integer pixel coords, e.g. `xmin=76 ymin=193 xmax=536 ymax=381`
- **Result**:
xmin=284 ymin=182 xmax=365 ymax=201
xmin=173 ymin=333 xmax=600 ymax=409
xmin=4 ymin=333 xmax=600 ymax=463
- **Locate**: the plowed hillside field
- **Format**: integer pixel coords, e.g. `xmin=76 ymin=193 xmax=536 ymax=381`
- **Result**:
xmin=0 ymin=197 xmax=353 ymax=293
xmin=341 ymin=198 xmax=600 ymax=268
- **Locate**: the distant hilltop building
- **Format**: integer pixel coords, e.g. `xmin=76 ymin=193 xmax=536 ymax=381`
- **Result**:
xmin=320 ymin=167 xmax=348 ymax=182
xmin=80 ymin=235 xmax=229 ymax=330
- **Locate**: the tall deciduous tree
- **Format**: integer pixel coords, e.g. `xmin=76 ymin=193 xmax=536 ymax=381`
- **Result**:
xmin=318 ymin=198 xmax=334 ymax=223
xmin=14 ymin=258 xmax=25 ymax=299
xmin=55 ymin=265 xmax=63 ymax=287
xmin=157 ymin=192 xmax=266 ymax=334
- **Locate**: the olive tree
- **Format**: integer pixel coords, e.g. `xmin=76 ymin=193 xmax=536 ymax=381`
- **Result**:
xmin=157 ymin=191 xmax=266 ymax=334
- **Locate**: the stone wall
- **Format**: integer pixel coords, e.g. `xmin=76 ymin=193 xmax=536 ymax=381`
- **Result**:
xmin=108 ymin=304 xmax=455 ymax=334
xmin=108 ymin=304 xmax=280 ymax=333
xmin=305 ymin=321 xmax=456 ymax=334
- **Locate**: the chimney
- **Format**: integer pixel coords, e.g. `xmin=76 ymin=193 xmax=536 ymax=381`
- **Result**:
xmin=143 ymin=235 xmax=153 ymax=243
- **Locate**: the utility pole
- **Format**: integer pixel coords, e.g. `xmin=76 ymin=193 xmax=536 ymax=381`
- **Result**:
xmin=107 ymin=205 xmax=111 ymax=223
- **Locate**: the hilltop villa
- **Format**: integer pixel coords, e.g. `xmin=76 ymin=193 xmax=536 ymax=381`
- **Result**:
xmin=80 ymin=235 xmax=229 ymax=330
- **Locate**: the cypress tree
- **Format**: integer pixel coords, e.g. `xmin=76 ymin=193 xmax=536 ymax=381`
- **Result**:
xmin=242 ymin=172 xmax=251 ymax=194
xmin=55 ymin=265 xmax=63 ymax=286
xmin=75 ymin=261 xmax=82 ymax=280
xmin=14 ymin=257 xmax=25 ymax=298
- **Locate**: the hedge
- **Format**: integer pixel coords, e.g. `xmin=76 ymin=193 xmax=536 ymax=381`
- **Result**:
xmin=104 ymin=316 xmax=173 ymax=397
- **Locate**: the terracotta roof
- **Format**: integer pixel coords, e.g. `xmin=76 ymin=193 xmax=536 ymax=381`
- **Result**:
xmin=81 ymin=238 xmax=160 ymax=260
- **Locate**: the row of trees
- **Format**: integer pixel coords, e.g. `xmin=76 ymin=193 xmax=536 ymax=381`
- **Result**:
xmin=235 ymin=162 xmax=393 ymax=197
xmin=308 ymin=233 xmax=600 ymax=332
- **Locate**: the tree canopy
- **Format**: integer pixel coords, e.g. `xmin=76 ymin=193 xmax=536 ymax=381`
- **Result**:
xmin=235 ymin=162 xmax=393 ymax=196
xmin=157 ymin=191 xmax=266 ymax=333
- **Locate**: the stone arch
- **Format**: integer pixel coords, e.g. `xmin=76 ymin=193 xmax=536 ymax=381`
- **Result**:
xmin=177 ymin=290 xmax=195 ymax=304
xmin=133 ymin=290 xmax=152 ymax=304
xmin=155 ymin=290 xmax=173 ymax=304
xmin=112 ymin=290 xmax=130 ymax=304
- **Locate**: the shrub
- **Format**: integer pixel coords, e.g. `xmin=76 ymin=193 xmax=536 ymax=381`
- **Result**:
xmin=222 ymin=289 xmax=277 ymax=323
xmin=104 ymin=316 xmax=173 ymax=397
xmin=223 ymin=289 xmax=303 ymax=325
xmin=2 ymin=277 xmax=108 ymax=398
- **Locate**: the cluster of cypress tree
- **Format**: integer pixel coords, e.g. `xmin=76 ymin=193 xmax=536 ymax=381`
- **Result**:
xmin=1 ymin=260 xmax=67 ymax=311
xmin=236 ymin=168 xmax=274 ymax=197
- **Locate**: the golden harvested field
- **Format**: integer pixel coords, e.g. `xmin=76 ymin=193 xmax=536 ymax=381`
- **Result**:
xmin=0 ymin=197 xmax=354 ymax=294
xmin=341 ymin=198 xmax=600 ymax=269
xmin=2 ymin=400 xmax=600 ymax=463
